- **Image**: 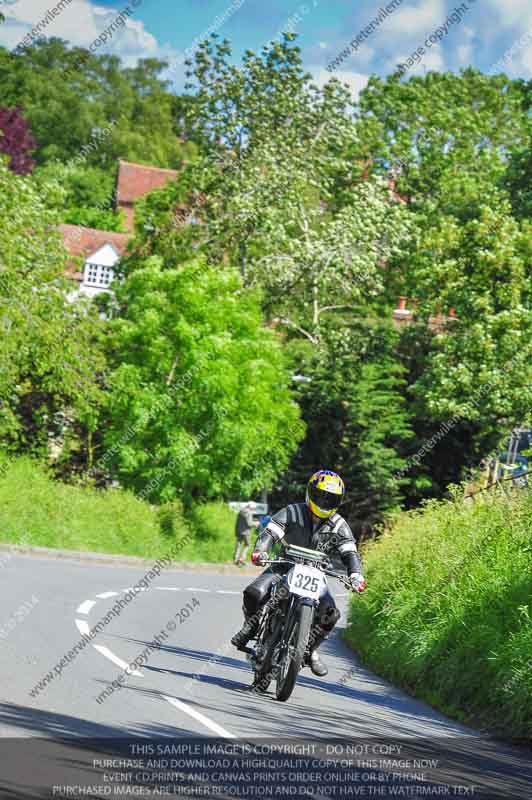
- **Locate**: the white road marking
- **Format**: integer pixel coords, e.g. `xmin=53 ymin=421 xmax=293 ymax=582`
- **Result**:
xmin=121 ymin=587 xmax=148 ymax=592
xmin=76 ymin=619 xmax=92 ymax=638
xmin=155 ymin=587 xmax=181 ymax=591
xmin=75 ymin=618 xmax=143 ymax=677
xmin=75 ymin=587 xmax=239 ymax=734
xmin=94 ymin=645 xmax=143 ymax=677
xmin=163 ymin=695 xmax=235 ymax=738
xmin=77 ymin=600 xmax=96 ymax=615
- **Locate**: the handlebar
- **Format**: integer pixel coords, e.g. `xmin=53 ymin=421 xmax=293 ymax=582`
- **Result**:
xmin=257 ymin=557 xmax=354 ymax=592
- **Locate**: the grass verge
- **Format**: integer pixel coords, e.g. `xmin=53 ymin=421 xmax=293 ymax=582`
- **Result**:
xmin=0 ymin=457 xmax=237 ymax=562
xmin=345 ymin=488 xmax=532 ymax=742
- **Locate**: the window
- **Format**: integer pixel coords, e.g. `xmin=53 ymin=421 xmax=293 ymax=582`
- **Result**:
xmin=84 ymin=262 xmax=114 ymax=288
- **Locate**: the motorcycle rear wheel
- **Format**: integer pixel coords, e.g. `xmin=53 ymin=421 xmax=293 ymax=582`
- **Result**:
xmin=251 ymin=615 xmax=282 ymax=693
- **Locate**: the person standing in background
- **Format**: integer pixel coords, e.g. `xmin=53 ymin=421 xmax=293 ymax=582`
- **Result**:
xmin=234 ymin=501 xmax=259 ymax=566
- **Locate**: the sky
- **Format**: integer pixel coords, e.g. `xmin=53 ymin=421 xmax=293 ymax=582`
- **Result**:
xmin=1 ymin=0 xmax=531 ymax=98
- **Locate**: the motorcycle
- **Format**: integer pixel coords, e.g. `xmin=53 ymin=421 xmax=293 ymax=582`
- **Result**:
xmin=244 ymin=543 xmax=355 ymax=702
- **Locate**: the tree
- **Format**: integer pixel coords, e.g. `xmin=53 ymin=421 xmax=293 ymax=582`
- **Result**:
xmin=272 ymin=320 xmax=414 ymax=533
xmin=138 ymin=36 xmax=411 ymax=341
xmin=401 ymin=193 xmax=532 ymax=452
xmin=355 ymin=69 xmax=528 ymax=203
xmin=0 ymin=107 xmax=36 ymax=174
xmin=502 ymin=128 xmax=532 ymax=221
xmin=102 ymin=257 xmax=304 ymax=504
xmin=33 ymin=162 xmax=125 ymax=232
xmin=0 ymin=40 xmax=197 ymax=168
xmin=199 ymin=138 xmax=411 ymax=341
xmin=0 ymin=160 xmax=104 ymax=458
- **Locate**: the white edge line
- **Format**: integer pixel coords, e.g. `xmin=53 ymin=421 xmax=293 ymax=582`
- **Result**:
xmin=96 ymin=591 xmax=120 ymax=599
xmin=217 ymin=590 xmax=240 ymax=595
xmin=75 ymin=618 xmax=142 ymax=677
xmin=184 ymin=588 xmax=211 ymax=592
xmin=163 ymin=695 xmax=235 ymax=738
xmin=77 ymin=599 xmax=97 ymax=615
xmin=155 ymin=587 xmax=181 ymax=591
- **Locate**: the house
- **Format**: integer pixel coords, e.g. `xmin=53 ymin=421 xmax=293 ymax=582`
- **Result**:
xmin=115 ymin=160 xmax=179 ymax=232
xmin=59 ymin=160 xmax=179 ymax=295
xmin=59 ymin=224 xmax=129 ymax=298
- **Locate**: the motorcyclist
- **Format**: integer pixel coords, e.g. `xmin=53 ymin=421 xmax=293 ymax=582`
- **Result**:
xmin=231 ymin=470 xmax=366 ymax=677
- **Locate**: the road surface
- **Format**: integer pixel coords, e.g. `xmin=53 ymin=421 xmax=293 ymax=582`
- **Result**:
xmin=0 ymin=548 xmax=529 ymax=799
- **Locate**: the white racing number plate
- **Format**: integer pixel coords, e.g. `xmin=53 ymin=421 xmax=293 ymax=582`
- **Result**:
xmin=288 ymin=564 xmax=326 ymax=600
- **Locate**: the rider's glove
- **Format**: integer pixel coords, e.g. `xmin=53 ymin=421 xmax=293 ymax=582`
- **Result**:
xmin=251 ymin=550 xmax=267 ymax=565
xmin=349 ymin=572 xmax=366 ymax=593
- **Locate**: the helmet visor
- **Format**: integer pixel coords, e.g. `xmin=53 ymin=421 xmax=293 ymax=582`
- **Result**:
xmin=308 ymin=484 xmax=342 ymax=511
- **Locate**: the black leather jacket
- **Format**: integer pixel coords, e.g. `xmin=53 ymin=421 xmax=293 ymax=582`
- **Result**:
xmin=256 ymin=502 xmax=363 ymax=576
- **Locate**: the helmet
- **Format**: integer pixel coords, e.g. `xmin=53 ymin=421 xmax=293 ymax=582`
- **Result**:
xmin=306 ymin=470 xmax=345 ymax=519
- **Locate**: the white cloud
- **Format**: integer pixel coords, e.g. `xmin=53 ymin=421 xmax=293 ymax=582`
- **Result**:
xmin=309 ymin=65 xmax=369 ymax=100
xmin=377 ymin=0 xmax=445 ymax=40
xmin=455 ymin=43 xmax=473 ymax=66
xmin=0 ymin=0 xmax=176 ymax=68
xmin=421 ymin=43 xmax=446 ymax=72
xmin=482 ymin=0 xmax=532 ymax=29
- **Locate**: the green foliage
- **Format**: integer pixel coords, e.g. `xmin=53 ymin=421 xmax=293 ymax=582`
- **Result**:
xmin=103 ymin=257 xmax=304 ymax=503
xmin=188 ymin=501 xmax=237 ymax=541
xmin=0 ymin=160 xmax=104 ymax=456
xmin=345 ymin=489 xmax=532 ymax=741
xmin=274 ymin=320 xmax=413 ymax=530
xmin=502 ymin=130 xmax=532 ymax=221
xmin=0 ymin=457 xmax=173 ymax=557
xmin=405 ymin=196 xmax=532 ymax=427
xmin=1 ymin=33 xmax=531 ymax=525
xmin=149 ymin=36 xmax=412 ymax=343
xmin=62 ymin=205 xmax=125 ymax=232
xmin=34 ymin=162 xmax=125 ymax=231
xmin=0 ymin=457 xmax=238 ymax=562
xmin=356 ymin=69 xmax=528 ymax=202
xmin=182 ymin=501 xmax=238 ymax=561
xmin=34 ymin=161 xmax=114 ymax=208
xmin=0 ymin=40 xmax=197 ymax=168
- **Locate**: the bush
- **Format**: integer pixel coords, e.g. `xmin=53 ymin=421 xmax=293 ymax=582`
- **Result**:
xmin=181 ymin=502 xmax=238 ymax=562
xmin=345 ymin=487 xmax=532 ymax=742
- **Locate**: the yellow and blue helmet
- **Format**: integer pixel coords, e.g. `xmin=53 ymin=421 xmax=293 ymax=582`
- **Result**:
xmin=306 ymin=470 xmax=345 ymax=519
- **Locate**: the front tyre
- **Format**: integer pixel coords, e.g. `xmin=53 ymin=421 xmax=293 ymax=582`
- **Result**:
xmin=275 ymin=603 xmax=313 ymax=702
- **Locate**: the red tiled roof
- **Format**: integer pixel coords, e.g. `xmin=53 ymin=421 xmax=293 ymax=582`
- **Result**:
xmin=59 ymin=224 xmax=130 ymax=280
xmin=116 ymin=160 xmax=178 ymax=205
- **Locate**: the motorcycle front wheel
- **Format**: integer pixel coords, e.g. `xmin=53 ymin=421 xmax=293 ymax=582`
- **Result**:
xmin=275 ymin=603 xmax=313 ymax=702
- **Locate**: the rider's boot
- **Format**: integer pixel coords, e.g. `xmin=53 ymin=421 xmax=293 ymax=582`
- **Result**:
xmin=304 ymin=624 xmax=329 ymax=677
xmin=231 ymin=613 xmax=259 ymax=651
xmin=309 ymin=650 xmax=328 ymax=677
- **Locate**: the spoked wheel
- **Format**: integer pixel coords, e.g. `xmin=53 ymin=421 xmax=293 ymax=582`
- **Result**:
xmin=275 ymin=603 xmax=313 ymax=702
